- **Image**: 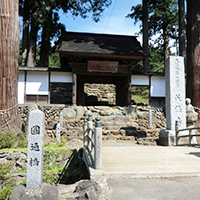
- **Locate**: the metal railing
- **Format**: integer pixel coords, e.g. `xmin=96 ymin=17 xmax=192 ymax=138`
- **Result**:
xmin=175 ymin=121 xmax=200 ymax=146
xmin=83 ymin=114 xmax=102 ymax=169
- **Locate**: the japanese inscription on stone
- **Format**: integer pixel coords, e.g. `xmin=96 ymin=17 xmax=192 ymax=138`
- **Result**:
xmin=27 ymin=109 xmax=45 ymax=188
xmin=165 ymin=56 xmax=186 ymax=130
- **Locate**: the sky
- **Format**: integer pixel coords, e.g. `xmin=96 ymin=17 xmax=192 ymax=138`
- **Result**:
xmin=58 ymin=0 xmax=142 ymax=42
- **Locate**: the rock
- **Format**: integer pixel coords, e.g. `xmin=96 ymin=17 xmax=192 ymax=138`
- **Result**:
xmin=76 ymin=106 xmax=85 ymax=119
xmin=67 ymin=180 xmax=101 ymax=200
xmin=10 ymin=184 xmax=58 ymax=200
xmin=137 ymin=111 xmax=148 ymax=119
xmin=85 ymin=110 xmax=92 ymax=116
xmin=113 ymin=111 xmax=123 ymax=116
xmin=46 ymin=121 xmax=57 ymax=130
xmin=0 ymin=152 xmax=6 ymax=158
xmin=136 ymin=137 xmax=156 ymax=146
xmin=99 ymin=110 xmax=112 ymax=116
xmin=125 ymin=105 xmax=137 ymax=118
xmin=28 ymin=104 xmax=38 ymax=112
xmin=42 ymin=184 xmax=58 ymax=200
xmin=62 ymin=107 xmax=76 ymax=120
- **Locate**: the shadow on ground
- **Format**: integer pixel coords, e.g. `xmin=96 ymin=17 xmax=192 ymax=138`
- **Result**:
xmin=56 ymin=149 xmax=90 ymax=185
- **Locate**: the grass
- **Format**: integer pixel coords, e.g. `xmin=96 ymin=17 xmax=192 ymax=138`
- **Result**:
xmin=0 ymin=139 xmax=69 ymax=152
xmin=0 ymin=145 xmax=69 ymax=152
xmin=131 ymin=86 xmax=149 ymax=105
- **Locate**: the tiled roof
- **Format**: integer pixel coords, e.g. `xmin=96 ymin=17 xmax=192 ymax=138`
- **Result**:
xmin=58 ymin=31 xmax=145 ymax=58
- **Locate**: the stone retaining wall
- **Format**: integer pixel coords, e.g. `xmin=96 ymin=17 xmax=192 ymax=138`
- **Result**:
xmin=0 ymin=149 xmax=72 ymax=185
xmin=19 ymin=105 xmax=166 ymax=145
xmin=84 ymin=83 xmax=116 ymax=105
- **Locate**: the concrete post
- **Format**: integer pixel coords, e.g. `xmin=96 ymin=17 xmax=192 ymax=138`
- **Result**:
xmin=56 ymin=123 xmax=60 ymax=143
xmin=94 ymin=117 xmax=102 ymax=169
xmin=87 ymin=114 xmax=93 ymax=150
xmin=83 ymin=119 xmax=88 ymax=147
xmin=148 ymin=109 xmax=152 ymax=127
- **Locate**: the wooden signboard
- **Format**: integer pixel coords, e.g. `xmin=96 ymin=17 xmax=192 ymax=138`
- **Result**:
xmin=88 ymin=61 xmax=118 ymax=72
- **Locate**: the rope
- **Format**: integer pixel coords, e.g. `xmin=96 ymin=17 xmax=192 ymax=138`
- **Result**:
xmin=0 ymin=104 xmax=18 ymax=114
xmin=194 ymin=106 xmax=200 ymax=112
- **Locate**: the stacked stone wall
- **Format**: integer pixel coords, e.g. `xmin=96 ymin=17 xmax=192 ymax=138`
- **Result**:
xmin=84 ymin=84 xmax=116 ymax=105
xmin=19 ymin=105 xmax=166 ymax=145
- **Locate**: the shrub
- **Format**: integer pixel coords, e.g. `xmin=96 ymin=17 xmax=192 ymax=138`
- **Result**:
xmin=0 ymin=130 xmax=15 ymax=149
xmin=0 ymin=130 xmax=27 ymax=149
xmin=43 ymin=149 xmax=70 ymax=184
xmin=0 ymin=162 xmax=15 ymax=200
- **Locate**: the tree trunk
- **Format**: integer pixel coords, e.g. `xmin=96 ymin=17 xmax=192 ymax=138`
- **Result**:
xmin=21 ymin=0 xmax=30 ymax=66
xmin=186 ymin=0 xmax=200 ymax=107
xmin=0 ymin=0 xmax=21 ymax=131
xmin=178 ymin=0 xmax=186 ymax=58
xmin=39 ymin=7 xmax=52 ymax=67
xmin=142 ymin=0 xmax=150 ymax=73
xmin=27 ymin=11 xmax=39 ymax=67
xmin=163 ymin=25 xmax=169 ymax=62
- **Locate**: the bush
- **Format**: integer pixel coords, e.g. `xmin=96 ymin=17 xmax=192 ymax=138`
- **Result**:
xmin=0 ymin=130 xmax=27 ymax=149
xmin=0 ymin=130 xmax=15 ymax=149
xmin=0 ymin=162 xmax=15 ymax=200
xmin=43 ymin=149 xmax=70 ymax=185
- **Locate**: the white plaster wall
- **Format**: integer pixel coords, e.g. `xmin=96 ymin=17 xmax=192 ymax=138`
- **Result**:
xmin=50 ymin=72 xmax=73 ymax=83
xmin=131 ymin=75 xmax=149 ymax=85
xmin=26 ymin=71 xmax=49 ymax=95
xmin=151 ymin=76 xmax=165 ymax=97
xmin=18 ymin=71 xmax=25 ymax=104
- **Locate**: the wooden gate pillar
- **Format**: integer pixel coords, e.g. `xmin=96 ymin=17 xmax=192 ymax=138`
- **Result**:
xmin=72 ymin=73 xmax=77 ymax=105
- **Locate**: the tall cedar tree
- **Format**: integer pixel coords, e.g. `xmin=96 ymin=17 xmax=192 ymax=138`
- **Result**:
xmin=186 ymin=1 xmax=200 ymax=108
xmin=178 ymin=0 xmax=186 ymax=58
xmin=128 ymin=0 xmax=178 ymax=64
xmin=19 ymin=0 xmax=112 ymax=67
xmin=0 ymin=0 xmax=21 ymax=131
xmin=142 ymin=0 xmax=150 ymax=73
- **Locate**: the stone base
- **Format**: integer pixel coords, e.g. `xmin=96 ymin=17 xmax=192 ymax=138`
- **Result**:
xmin=10 ymin=184 xmax=58 ymax=200
xmin=158 ymin=130 xmax=176 ymax=146
xmin=158 ymin=129 xmax=197 ymax=146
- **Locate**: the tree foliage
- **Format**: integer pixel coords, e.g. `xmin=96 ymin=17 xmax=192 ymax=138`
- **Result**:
xmin=127 ymin=0 xmax=178 ymax=61
xmin=133 ymin=45 xmax=165 ymax=73
xmin=19 ymin=0 xmax=112 ymax=67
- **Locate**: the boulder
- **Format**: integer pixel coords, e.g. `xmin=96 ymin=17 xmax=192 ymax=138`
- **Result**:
xmin=125 ymin=105 xmax=137 ymax=118
xmin=62 ymin=107 xmax=76 ymax=120
xmin=10 ymin=184 xmax=58 ymax=200
xmin=76 ymin=106 xmax=85 ymax=119
xmin=67 ymin=180 xmax=101 ymax=200
xmin=99 ymin=110 xmax=112 ymax=116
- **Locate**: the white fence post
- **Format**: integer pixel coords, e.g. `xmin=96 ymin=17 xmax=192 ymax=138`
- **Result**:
xmin=87 ymin=114 xmax=93 ymax=150
xmin=83 ymin=119 xmax=88 ymax=147
xmin=94 ymin=117 xmax=102 ymax=169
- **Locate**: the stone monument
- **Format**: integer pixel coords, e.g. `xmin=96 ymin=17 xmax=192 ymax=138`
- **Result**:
xmin=27 ymin=109 xmax=45 ymax=188
xmin=185 ymin=98 xmax=198 ymax=144
xmin=159 ymin=56 xmax=186 ymax=145
xmin=56 ymin=123 xmax=60 ymax=143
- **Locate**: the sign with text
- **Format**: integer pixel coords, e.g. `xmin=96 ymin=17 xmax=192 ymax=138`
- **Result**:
xmin=165 ymin=56 xmax=186 ymax=130
xmin=27 ymin=109 xmax=45 ymax=188
xmin=88 ymin=61 xmax=118 ymax=72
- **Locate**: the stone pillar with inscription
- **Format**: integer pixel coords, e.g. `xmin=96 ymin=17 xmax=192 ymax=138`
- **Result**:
xmin=27 ymin=109 xmax=45 ymax=188
xmin=56 ymin=123 xmax=60 ymax=143
xmin=159 ymin=56 xmax=186 ymax=145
